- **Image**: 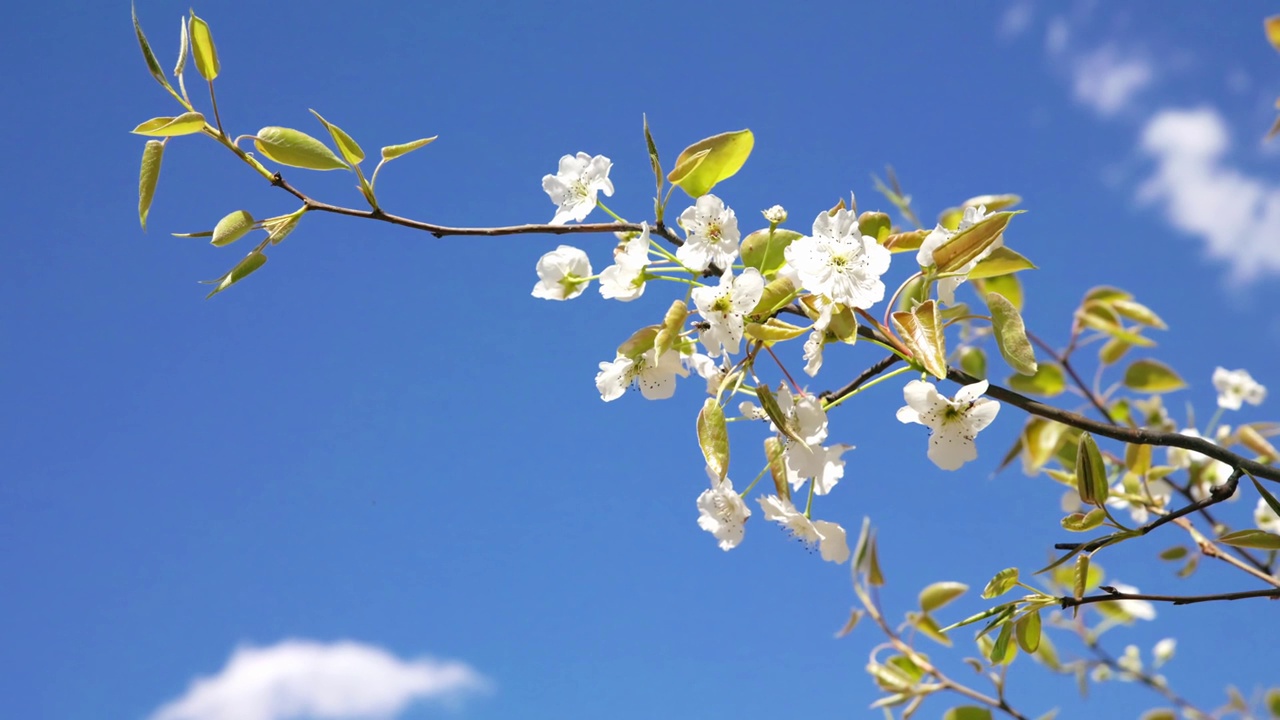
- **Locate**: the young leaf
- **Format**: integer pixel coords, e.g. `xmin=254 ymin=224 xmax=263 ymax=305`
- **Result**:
xmin=1251 ymin=476 xmax=1280 ymax=522
xmin=1015 ymin=609 xmax=1041 ymax=653
xmin=967 ymin=247 xmax=1037 ymax=280
xmin=1098 ymin=337 xmax=1130 ymax=365
xmin=1111 ymin=299 xmax=1167 ymax=329
xmin=891 ymin=300 xmax=946 ymax=379
xmin=381 ymin=137 xmax=439 ymax=161
xmin=764 ymin=437 xmax=789 ymax=502
xmin=977 ymin=273 xmax=1023 ymax=311
xmin=253 ymin=127 xmax=349 ymax=171
xmin=963 ymin=193 xmax=1022 ymax=212
xmin=697 ymin=399 xmax=729 ymax=482
xmin=131 ymin=112 xmax=208 ymax=137
xmin=1122 ymin=359 xmax=1186 ymax=393
xmin=138 ymin=140 xmax=164 ymax=230
xmin=204 ymin=251 xmax=267 ymax=298
xmin=174 ymin=17 xmax=189 ymax=77
xmin=883 ymin=228 xmax=928 ymax=253
xmin=642 ymin=113 xmax=662 ymax=194
xmin=931 ymin=211 xmax=1018 ymax=273
xmin=989 ymin=621 xmax=1014 ymax=664
xmin=857 ymin=211 xmax=892 ymax=241
xmin=309 ymin=109 xmax=365 ymax=165
xmin=1075 ymin=432 xmax=1108 ymax=507
xmin=1158 ymin=545 xmax=1188 ymax=561
xmin=740 ymin=228 xmax=802 ymax=277
xmin=943 ymin=707 xmax=993 ymax=720
xmin=755 ymin=384 xmax=803 ymax=444
xmin=1218 ymin=529 xmax=1280 ymax=550
xmin=1007 ymin=363 xmax=1065 ymax=397
xmin=959 ymin=346 xmax=986 ymax=380
xmin=132 ymin=4 xmax=170 ymax=90
xmin=211 ymin=210 xmax=255 ymax=247
xmin=749 ymin=277 xmax=796 ymax=318
xmin=187 ymin=11 xmax=220 ymax=81
xmin=744 ymin=318 xmax=808 ymax=345
xmin=666 ymin=129 xmax=754 ymax=198
xmin=919 ymin=581 xmax=968 ymax=612
xmin=982 ymin=567 xmax=1019 ymax=599
xmin=1267 ymin=15 xmax=1280 ymax=52
xmin=616 ymin=325 xmax=660 ymax=357
xmin=654 ymin=299 xmax=688 ymax=359
xmin=987 ymin=292 xmax=1037 ymax=375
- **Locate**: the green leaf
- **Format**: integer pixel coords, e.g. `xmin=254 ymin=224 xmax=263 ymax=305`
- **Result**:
xmin=187 ymin=11 xmax=220 ymax=81
xmin=1122 ymin=359 xmax=1186 ymax=394
xmin=858 ymin=211 xmax=891 ymax=241
xmin=1267 ymin=16 xmax=1280 ymax=52
xmin=1007 ymin=363 xmax=1065 ymax=397
xmin=309 ymin=109 xmax=365 ymax=165
xmin=654 ymin=299 xmax=688 ymax=359
xmin=1124 ymin=443 xmax=1152 ymax=476
xmin=883 ymin=228 xmax=928 ymax=253
xmin=920 ymin=581 xmax=968 ymax=612
xmin=866 ymin=535 xmax=885 ymax=586
xmin=138 ymin=140 xmax=164 ymax=230
xmin=744 ymin=318 xmax=808 ymax=345
xmin=982 ymin=567 xmax=1019 ymax=599
xmin=764 ymin=437 xmax=789 ymax=502
xmin=939 ymin=602 xmax=1015 ymax=633
xmin=977 ymin=273 xmax=1023 ymax=311
xmin=617 ymin=325 xmax=660 ymax=357
xmin=1158 ymin=546 xmax=1188 ymax=561
xmin=967 ymin=247 xmax=1037 ymax=280
xmin=987 ymin=292 xmax=1037 ymax=375
xmin=131 ymin=112 xmax=208 ymax=137
xmin=943 ymin=707 xmax=993 ymax=720
xmin=697 ymin=399 xmax=729 ymax=482
xmin=1072 ymin=555 xmax=1090 ymax=602
xmin=1015 ymin=609 xmax=1041 ymax=653
xmin=174 ymin=16 xmax=189 ymax=77
xmin=834 ymin=607 xmax=862 ymax=639
xmin=755 ymin=383 xmax=803 ymax=444
xmin=381 ymin=136 xmax=438 ymax=161
xmin=1098 ymin=337 xmax=1131 ymax=365
xmin=1218 ymin=528 xmax=1280 ymax=550
xmin=749 ymin=277 xmax=796 ymax=317
xmin=642 ymin=114 xmax=662 ymax=193
xmin=666 ymin=129 xmax=754 ymax=198
xmin=1111 ymin=299 xmax=1167 ymax=329
xmin=1265 ymin=686 xmax=1280 ymax=717
xmin=963 ymin=193 xmax=1022 ymax=212
xmin=989 ymin=621 xmax=1014 ymax=664
xmin=959 ymin=346 xmax=986 ymax=380
xmin=211 ymin=209 xmax=255 ymax=248
xmin=1061 ymin=508 xmax=1106 ymax=532
xmin=740 ymin=228 xmax=802 ymax=277
xmin=891 ymin=300 xmax=946 ymax=379
xmin=1075 ymin=433 xmax=1109 ymax=507
xmin=204 ymin=251 xmax=266 ymax=298
xmin=913 ymin=611 xmax=952 ymax=646
xmin=1077 ymin=302 xmax=1156 ymax=347
xmin=254 ymin=127 xmax=349 ymax=171
xmin=1252 ymin=476 xmax=1280 ymax=524
xmin=132 ymin=4 xmax=169 ymax=89
xmin=931 ymin=211 xmax=1019 ymax=273
xmin=262 ymin=210 xmax=304 ymax=245
xmin=1139 ymin=710 xmax=1177 ymax=720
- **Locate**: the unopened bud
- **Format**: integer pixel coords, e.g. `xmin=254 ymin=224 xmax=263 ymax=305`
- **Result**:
xmin=762 ymin=205 xmax=787 ymax=225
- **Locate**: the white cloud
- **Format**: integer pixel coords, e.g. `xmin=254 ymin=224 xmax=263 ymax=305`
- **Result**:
xmin=1137 ymin=107 xmax=1280 ymax=280
xmin=999 ymin=2 xmax=1034 ymax=39
xmin=150 ymin=640 xmax=490 ymax=720
xmin=1045 ymin=16 xmax=1070 ymax=56
xmin=1069 ymin=44 xmax=1154 ymax=116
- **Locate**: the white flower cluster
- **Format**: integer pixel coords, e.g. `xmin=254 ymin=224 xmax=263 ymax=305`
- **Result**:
xmin=530 ymin=153 xmax=1007 ymax=562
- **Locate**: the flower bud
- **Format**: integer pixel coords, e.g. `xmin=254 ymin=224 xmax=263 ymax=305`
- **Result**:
xmin=762 ymin=205 xmax=787 ymax=225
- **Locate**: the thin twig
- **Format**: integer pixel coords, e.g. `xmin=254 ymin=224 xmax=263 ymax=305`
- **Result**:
xmin=1061 ymin=585 xmax=1280 ymax=608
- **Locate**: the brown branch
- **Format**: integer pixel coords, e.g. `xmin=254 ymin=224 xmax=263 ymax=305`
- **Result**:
xmin=1061 ymin=585 xmax=1280 ymax=609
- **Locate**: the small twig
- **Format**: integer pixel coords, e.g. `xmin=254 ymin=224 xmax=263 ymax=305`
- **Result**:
xmin=1027 ymin=330 xmax=1117 ymax=424
xmin=1061 ymin=585 xmax=1280 ymax=608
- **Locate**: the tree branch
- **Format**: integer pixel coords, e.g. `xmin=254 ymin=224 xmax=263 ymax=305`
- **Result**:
xmin=1061 ymin=585 xmax=1280 ymax=608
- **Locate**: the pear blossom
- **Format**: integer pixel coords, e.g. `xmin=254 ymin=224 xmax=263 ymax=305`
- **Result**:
xmin=1255 ymin=498 xmax=1280 ymax=533
xmin=784 ymin=207 xmax=891 ymax=309
xmin=757 ymin=495 xmax=850 ymax=563
xmin=784 ymin=442 xmax=853 ymax=495
xmin=1166 ymin=428 xmax=1207 ymax=469
xmin=1116 ymin=644 xmax=1143 ymax=675
xmin=599 ymin=223 xmax=652 ymax=302
xmin=802 ymin=330 xmax=825 ymax=377
xmin=541 ymin=152 xmax=614 ymax=225
xmin=691 ymin=268 xmax=765 ymax=357
xmin=531 ymin=245 xmax=592 ymax=300
xmin=762 ymin=204 xmax=787 ymax=225
xmin=696 ymin=468 xmax=751 ymax=551
xmin=684 ymin=352 xmax=730 ymax=395
xmin=1152 ymin=638 xmax=1177 ymax=667
xmin=676 ymin=194 xmax=740 ymax=271
xmin=1105 ymin=478 xmax=1174 ymax=524
xmin=896 ymin=379 xmax=1001 ymax=470
xmin=1212 ymin=367 xmax=1267 ymax=410
xmin=916 ymin=205 xmax=1003 ymax=305
xmin=772 ymin=385 xmax=829 ymax=446
xmin=594 ymin=347 xmax=688 ymax=401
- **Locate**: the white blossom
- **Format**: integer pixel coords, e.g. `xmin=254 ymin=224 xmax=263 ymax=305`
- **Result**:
xmin=1255 ymin=497 xmax=1280 ymax=533
xmin=1213 ymin=367 xmax=1267 ymax=410
xmin=594 ymin=348 xmax=688 ymax=401
xmin=599 ymin=223 xmax=652 ymax=302
xmin=677 ymin=194 xmax=740 ymax=271
xmin=1152 ymin=638 xmax=1176 ymax=667
xmin=802 ymin=330 xmax=825 ymax=377
xmin=762 ymin=204 xmax=787 ymax=224
xmin=1107 ymin=478 xmax=1174 ymax=524
xmin=691 ymin=268 xmax=764 ymax=357
xmin=773 ymin=385 xmax=829 ymax=446
xmin=697 ymin=469 xmax=751 ymax=551
xmin=542 ymin=152 xmax=614 ymax=225
xmin=916 ymin=205 xmax=1003 ymax=305
xmin=1109 ymin=582 xmax=1156 ymax=622
xmin=784 ymin=207 xmax=891 ymax=309
xmin=684 ymin=352 xmax=729 ymax=395
xmin=757 ymin=495 xmax=850 ymax=563
xmin=785 ymin=442 xmax=853 ymax=496
xmin=531 ymin=245 xmax=592 ymax=300
xmin=896 ymin=379 xmax=1000 ymax=470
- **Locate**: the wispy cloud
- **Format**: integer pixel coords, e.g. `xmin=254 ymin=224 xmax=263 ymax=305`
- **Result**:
xmin=1137 ymin=107 xmax=1280 ymax=280
xmin=150 ymin=640 xmax=489 ymax=720
xmin=1068 ymin=44 xmax=1154 ymax=117
xmin=999 ymin=2 xmax=1034 ymax=39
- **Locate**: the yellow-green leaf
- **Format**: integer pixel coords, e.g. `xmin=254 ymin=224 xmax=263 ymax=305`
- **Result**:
xmin=943 ymin=707 xmax=993 ymax=720
xmin=697 ymin=399 xmax=729 ymax=481
xmin=204 ymin=251 xmax=266 ymax=298
xmin=1267 ymin=15 xmax=1280 ymax=52
xmin=1061 ymin=508 xmax=1106 ymax=532
xmin=858 ymin=211 xmax=892 ymax=241
xmin=963 ymin=194 xmax=1022 ymax=212
xmin=1158 ymin=546 xmax=1188 ymax=561
xmin=968 ymin=246 xmax=1037 ymax=280
xmin=666 ymin=129 xmax=754 ymax=198
xmin=1075 ymin=432 xmax=1108 ymax=507
xmin=990 ymin=621 xmax=1014 ymax=664
xmin=1015 ymin=609 xmax=1041 ymax=653
xmin=617 ymin=325 xmax=660 ymax=357
xmin=131 ymin=112 xmax=207 ymax=137
xmin=764 ymin=437 xmax=789 ymax=502
xmin=959 ymin=346 xmax=986 ymax=380
xmin=262 ymin=210 xmax=305 ymax=246
xmin=1111 ymin=299 xmax=1167 ymax=330
xmin=977 ymin=273 xmax=1023 ymax=311
xmin=891 ymin=299 xmax=946 ymax=379
xmin=1265 ymin=686 xmax=1280 ymax=717
xmin=1125 ymin=442 xmax=1152 ymax=476
xmin=883 ymin=228 xmax=928 ymax=253
xmin=1251 ymin=476 xmax=1280 ymax=521
xmin=132 ymin=4 xmax=171 ymax=90
xmin=931 ymin=211 xmax=1019 ymax=273
xmin=1098 ymin=337 xmax=1131 ymax=365
xmin=1072 ymin=555 xmax=1089 ymax=602
xmin=254 ymin=126 xmax=349 ymax=171
xmin=1218 ymin=528 xmax=1280 ymax=550
xmin=1122 ymin=359 xmax=1186 ymax=393
xmin=919 ymin=581 xmax=968 ymax=612
xmin=187 ymin=11 xmax=219 ymax=81
xmin=987 ymin=292 xmax=1037 ymax=375
xmin=1140 ymin=709 xmax=1177 ymax=720
xmin=755 ymin=384 xmax=803 ymax=444
xmin=381 ymin=136 xmax=438 ymax=161
xmin=741 ymin=228 xmax=801 ymax=276
xmin=749 ymin=277 xmax=796 ymax=317
xmin=982 ymin=567 xmax=1019 ymax=599
xmin=654 ymin=299 xmax=688 ymax=359
xmin=1007 ymin=363 xmax=1065 ymax=397
xmin=211 ymin=210 xmax=255 ymax=248
xmin=309 ymin=109 xmax=365 ymax=165
xmin=914 ymin=612 xmax=952 ymax=646
xmin=745 ymin=318 xmax=808 ymax=345
xmin=174 ymin=17 xmax=189 ymax=77
xmin=138 ymin=140 xmax=164 ymax=230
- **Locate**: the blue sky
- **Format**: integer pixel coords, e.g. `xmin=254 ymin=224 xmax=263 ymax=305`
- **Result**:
xmin=3 ymin=1 xmax=1280 ymax=718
